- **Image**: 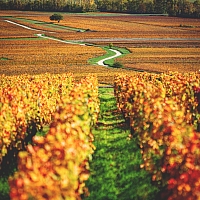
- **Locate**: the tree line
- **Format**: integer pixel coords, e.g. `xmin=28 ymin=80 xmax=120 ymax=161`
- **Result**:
xmin=0 ymin=0 xmax=200 ymax=18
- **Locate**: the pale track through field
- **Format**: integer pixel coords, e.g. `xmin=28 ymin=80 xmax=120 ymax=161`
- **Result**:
xmin=5 ymin=19 xmax=55 ymax=33
xmin=5 ymin=19 xmax=122 ymax=67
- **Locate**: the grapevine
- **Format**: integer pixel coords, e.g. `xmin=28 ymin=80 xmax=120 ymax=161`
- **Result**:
xmin=114 ymin=72 xmax=200 ymax=199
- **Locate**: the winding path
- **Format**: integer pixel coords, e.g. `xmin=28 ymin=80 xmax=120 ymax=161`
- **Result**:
xmin=97 ymin=49 xmax=122 ymax=66
xmin=5 ymin=19 xmax=122 ymax=66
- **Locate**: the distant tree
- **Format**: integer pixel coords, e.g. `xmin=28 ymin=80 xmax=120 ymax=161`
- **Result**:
xmin=109 ymin=43 xmax=113 ymax=48
xmin=49 ymin=13 xmax=63 ymax=23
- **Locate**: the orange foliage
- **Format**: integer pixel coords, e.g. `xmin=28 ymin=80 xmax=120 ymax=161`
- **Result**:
xmin=8 ymin=75 xmax=99 ymax=200
xmin=116 ymin=48 xmax=200 ymax=73
xmin=114 ymin=72 xmax=200 ymax=199
xmin=0 ymin=73 xmax=74 ymax=163
xmin=0 ymin=19 xmax=37 ymax=39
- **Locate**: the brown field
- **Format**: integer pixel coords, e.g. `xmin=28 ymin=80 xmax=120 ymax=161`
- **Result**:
xmin=0 ymin=39 xmax=106 ymax=73
xmin=0 ymin=10 xmax=200 ymax=82
xmin=116 ymin=48 xmax=200 ymax=73
xmin=0 ymin=19 xmax=37 ymax=38
xmin=1 ymin=10 xmax=200 ymax=40
xmin=0 ymin=36 xmax=126 ymax=84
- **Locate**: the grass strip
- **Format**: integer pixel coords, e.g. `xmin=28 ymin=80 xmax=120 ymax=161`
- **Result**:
xmin=83 ymin=87 xmax=159 ymax=200
xmin=88 ymin=46 xmax=130 ymax=66
xmin=88 ymin=46 xmax=116 ymax=65
xmin=104 ymin=46 xmax=130 ymax=66
xmin=8 ymin=17 xmax=85 ymax=32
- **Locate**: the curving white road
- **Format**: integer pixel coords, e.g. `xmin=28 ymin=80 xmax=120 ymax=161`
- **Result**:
xmin=97 ymin=49 xmax=122 ymax=66
xmin=5 ymin=19 xmax=122 ymax=66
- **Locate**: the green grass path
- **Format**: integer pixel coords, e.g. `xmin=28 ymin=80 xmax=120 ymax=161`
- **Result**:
xmin=83 ymin=88 xmax=159 ymax=200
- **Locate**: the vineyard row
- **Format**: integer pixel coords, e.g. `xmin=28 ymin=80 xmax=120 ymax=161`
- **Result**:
xmin=114 ymin=71 xmax=200 ymax=199
xmin=0 ymin=73 xmax=99 ymax=199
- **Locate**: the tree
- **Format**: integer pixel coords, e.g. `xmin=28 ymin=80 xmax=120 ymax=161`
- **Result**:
xmin=154 ymin=0 xmax=168 ymax=13
xmin=49 ymin=13 xmax=63 ymax=23
xmin=193 ymin=0 xmax=200 ymax=17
